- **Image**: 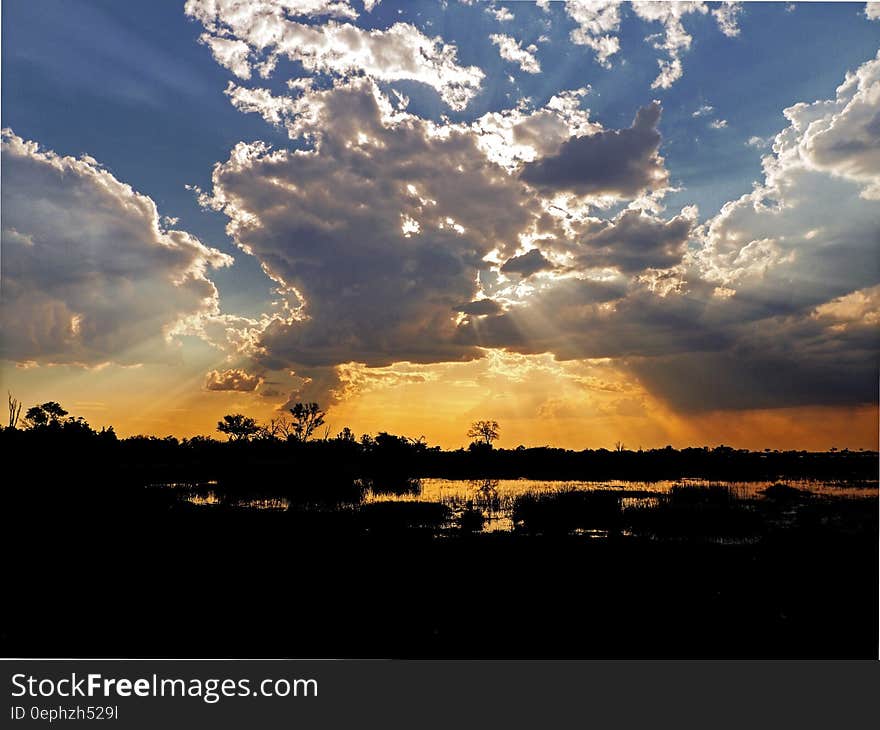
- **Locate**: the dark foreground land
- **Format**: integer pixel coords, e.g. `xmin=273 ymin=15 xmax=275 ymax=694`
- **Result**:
xmin=1 ymin=426 xmax=877 ymax=658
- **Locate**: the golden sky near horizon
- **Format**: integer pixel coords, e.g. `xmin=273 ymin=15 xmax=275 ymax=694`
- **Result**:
xmin=3 ymin=348 xmax=876 ymax=451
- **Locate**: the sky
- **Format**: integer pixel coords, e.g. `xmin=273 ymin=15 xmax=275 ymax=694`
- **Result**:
xmin=2 ymin=0 xmax=879 ymax=450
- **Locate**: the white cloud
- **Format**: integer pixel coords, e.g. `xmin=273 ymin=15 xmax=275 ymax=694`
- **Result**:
xmin=224 ymin=82 xmax=298 ymax=126
xmin=692 ymin=104 xmax=714 ymax=117
xmin=199 ymin=34 xmax=253 ymax=79
xmin=696 ymin=52 xmax=880 ymax=306
xmin=561 ymin=0 xmax=623 ymax=68
xmin=467 ymin=87 xmax=597 ymax=168
xmin=632 ymin=1 xmax=709 ymax=89
xmin=746 ymin=135 xmax=771 ymax=149
xmin=289 ymin=0 xmax=359 ymax=18
xmin=554 ymin=1 xmax=743 ymax=86
xmin=866 ymin=3 xmax=880 ymax=21
xmin=712 ymin=1 xmax=743 ymax=37
xmin=791 ymin=49 xmax=880 ymax=197
xmin=490 ymin=33 xmax=541 ymax=74
xmin=487 ymin=3 xmax=514 ymax=22
xmin=0 ymin=130 xmax=231 ymax=366
xmin=185 ymin=0 xmax=485 ymax=110
xmin=709 ymin=118 xmax=728 ymax=129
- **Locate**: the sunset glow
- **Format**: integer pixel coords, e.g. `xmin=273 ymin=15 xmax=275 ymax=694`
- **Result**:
xmin=3 ymin=1 xmax=878 ymax=450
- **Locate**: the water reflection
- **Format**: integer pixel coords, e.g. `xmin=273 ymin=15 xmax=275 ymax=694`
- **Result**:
xmin=155 ymin=477 xmax=877 ymax=536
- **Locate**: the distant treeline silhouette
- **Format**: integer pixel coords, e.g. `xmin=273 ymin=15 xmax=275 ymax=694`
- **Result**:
xmin=1 ymin=399 xmax=875 ymax=489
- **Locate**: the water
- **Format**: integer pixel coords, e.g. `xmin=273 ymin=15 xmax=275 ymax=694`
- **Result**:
xmin=161 ymin=477 xmax=878 ymax=534
xmin=368 ymin=478 xmax=876 ymax=533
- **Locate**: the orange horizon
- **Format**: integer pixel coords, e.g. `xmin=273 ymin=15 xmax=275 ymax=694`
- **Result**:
xmin=4 ymin=350 xmax=877 ymax=453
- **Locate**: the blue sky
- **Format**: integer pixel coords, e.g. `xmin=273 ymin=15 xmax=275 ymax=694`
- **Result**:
xmin=2 ymin=2 xmax=879 ymax=447
xmin=5 ymin=1 xmax=877 ymax=318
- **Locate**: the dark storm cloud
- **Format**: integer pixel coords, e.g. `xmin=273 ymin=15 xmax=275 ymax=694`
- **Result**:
xmin=457 ymin=278 xmax=727 ymax=361
xmin=578 ymin=209 xmax=693 ymax=273
xmin=519 ymin=102 xmax=668 ymax=198
xmin=453 ymin=299 xmax=503 ymax=316
xmin=500 ymin=248 xmax=555 ymax=277
xmin=626 ymin=309 xmax=880 ymax=411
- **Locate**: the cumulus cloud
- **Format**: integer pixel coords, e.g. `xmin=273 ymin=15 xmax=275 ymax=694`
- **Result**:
xmin=791 ymin=49 xmax=880 ymax=197
xmin=185 ymin=0 xmax=484 ymax=110
xmin=0 ymin=130 xmax=231 ymax=366
xmin=203 ymin=80 xmax=536 ymax=372
xmin=195 ymin=76 xmax=699 ymax=407
xmin=205 ymin=368 xmax=263 ymax=391
xmin=866 ymin=3 xmax=879 ymax=21
xmin=490 ymin=33 xmax=541 ymax=74
xmin=696 ymin=52 xmax=880 ymax=306
xmin=520 ymin=102 xmax=668 ymax=198
xmin=667 ymin=54 xmax=879 ymax=409
xmin=457 ymin=53 xmax=879 ymax=412
xmin=190 ymin=17 xmax=877 ymax=417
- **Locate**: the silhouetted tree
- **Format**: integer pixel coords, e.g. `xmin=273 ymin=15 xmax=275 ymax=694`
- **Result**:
xmin=273 ymin=415 xmax=294 ymax=440
xmin=8 ymin=392 xmax=22 ymax=429
xmin=217 ymin=414 xmax=259 ymax=442
xmin=408 ymin=435 xmax=428 ymax=448
xmin=24 ymin=401 xmax=69 ymax=428
xmin=256 ymin=415 xmax=294 ymax=441
xmin=289 ymin=402 xmax=326 ymax=442
xmin=467 ymin=420 xmax=500 ymax=447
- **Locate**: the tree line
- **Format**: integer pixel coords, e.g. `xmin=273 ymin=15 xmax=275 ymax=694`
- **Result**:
xmin=3 ymin=394 xmax=875 ymax=483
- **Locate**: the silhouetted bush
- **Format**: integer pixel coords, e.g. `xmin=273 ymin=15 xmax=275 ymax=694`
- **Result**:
xmin=513 ymin=489 xmax=623 ymax=534
xmin=458 ymin=507 xmax=485 ymax=533
xmin=760 ymin=483 xmax=811 ymax=502
xmin=668 ymin=483 xmax=738 ymax=506
xmin=359 ymin=501 xmax=450 ymax=533
xmin=625 ymin=489 xmax=763 ymax=540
